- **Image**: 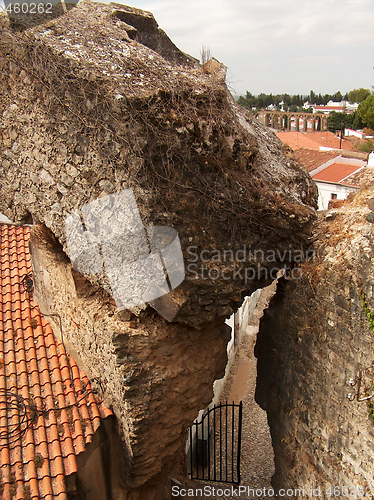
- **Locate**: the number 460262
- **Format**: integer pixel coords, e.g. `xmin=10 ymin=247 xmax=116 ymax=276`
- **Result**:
xmin=5 ymin=3 xmax=53 ymax=14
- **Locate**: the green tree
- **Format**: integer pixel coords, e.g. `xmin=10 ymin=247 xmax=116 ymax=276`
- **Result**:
xmin=323 ymin=94 xmax=331 ymax=105
xmin=357 ymin=95 xmax=374 ymax=129
xmin=283 ymin=93 xmax=292 ymax=106
xmin=237 ymin=96 xmax=251 ymax=110
xmin=348 ymin=88 xmax=371 ymax=104
xmin=326 ymin=111 xmax=355 ymax=132
xmin=352 ymin=112 xmax=364 ymax=130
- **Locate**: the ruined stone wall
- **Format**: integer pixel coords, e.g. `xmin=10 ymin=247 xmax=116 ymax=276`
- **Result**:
xmin=256 ymin=186 xmax=374 ymax=497
xmin=0 ymin=2 xmax=318 ymax=497
xmin=0 ymin=1 xmax=317 ymax=326
xmin=29 ymin=223 xmax=230 ymax=493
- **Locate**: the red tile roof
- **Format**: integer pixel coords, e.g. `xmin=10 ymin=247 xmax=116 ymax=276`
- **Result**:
xmin=293 ymin=148 xmax=339 ymax=172
xmin=276 ymin=131 xmax=354 ymax=151
xmin=314 ymin=106 xmax=346 ymax=112
xmin=276 ymin=132 xmax=319 ymax=150
xmin=307 ymin=132 xmax=354 ymax=150
xmin=312 ymin=162 xmax=363 ymax=184
xmin=0 ymin=224 xmax=112 ymax=500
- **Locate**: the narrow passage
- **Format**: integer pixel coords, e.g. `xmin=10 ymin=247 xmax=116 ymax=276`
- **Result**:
xmin=189 ymin=285 xmax=276 ymax=499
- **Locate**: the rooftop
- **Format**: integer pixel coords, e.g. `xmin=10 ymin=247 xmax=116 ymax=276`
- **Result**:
xmin=314 ymin=106 xmax=346 ymax=111
xmin=0 ymin=224 xmax=112 ymax=499
xmin=312 ymin=162 xmax=363 ymax=184
xmin=293 ymin=148 xmax=339 ymax=173
xmin=276 ymin=131 xmax=354 ymax=151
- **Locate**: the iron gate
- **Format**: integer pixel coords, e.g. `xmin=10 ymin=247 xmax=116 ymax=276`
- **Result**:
xmin=188 ymin=401 xmax=243 ymax=484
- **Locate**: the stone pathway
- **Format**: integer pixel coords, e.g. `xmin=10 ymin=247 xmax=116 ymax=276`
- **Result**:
xmin=188 ymin=285 xmax=276 ymax=499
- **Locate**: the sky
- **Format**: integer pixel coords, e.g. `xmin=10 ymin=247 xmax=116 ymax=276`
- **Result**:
xmin=0 ymin=0 xmax=373 ymax=96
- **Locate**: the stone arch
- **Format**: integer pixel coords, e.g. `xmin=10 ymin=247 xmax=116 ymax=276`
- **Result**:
xmin=295 ymin=115 xmax=300 ymax=132
xmin=322 ymin=115 xmax=327 ymax=131
xmin=300 ymin=113 xmax=308 ymax=133
xmin=305 ymin=115 xmax=315 ymax=132
xmin=281 ymin=114 xmax=289 ymax=131
xmin=288 ymin=113 xmax=296 ymax=132
xmin=314 ymin=115 xmax=321 ymax=131
xmin=255 ymin=110 xmax=326 ymax=133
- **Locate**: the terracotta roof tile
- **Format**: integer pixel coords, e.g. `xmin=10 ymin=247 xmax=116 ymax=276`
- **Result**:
xmin=307 ymin=132 xmax=354 ymax=150
xmin=312 ymin=162 xmax=363 ymax=183
xmin=276 ymin=131 xmax=319 ymax=150
xmin=314 ymin=106 xmax=346 ymax=112
xmin=0 ymin=224 xmax=112 ymax=499
xmin=276 ymin=131 xmax=354 ymax=151
xmin=293 ymin=148 xmax=339 ymax=172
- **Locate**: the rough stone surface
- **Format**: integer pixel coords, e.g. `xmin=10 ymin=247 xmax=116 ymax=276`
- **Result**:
xmin=0 ymin=0 xmax=317 ymax=326
xmin=255 ymin=186 xmax=374 ymax=498
xmin=30 ymin=223 xmax=230 ymax=493
xmin=0 ymin=2 xmax=319 ymax=498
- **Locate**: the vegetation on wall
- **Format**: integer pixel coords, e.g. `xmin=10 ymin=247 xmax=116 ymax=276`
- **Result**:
xmin=360 ymin=290 xmax=374 ymax=333
xmin=359 ymin=290 xmax=374 ymax=425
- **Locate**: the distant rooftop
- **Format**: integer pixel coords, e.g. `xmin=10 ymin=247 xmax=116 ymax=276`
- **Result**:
xmin=276 ymin=131 xmax=354 ymax=151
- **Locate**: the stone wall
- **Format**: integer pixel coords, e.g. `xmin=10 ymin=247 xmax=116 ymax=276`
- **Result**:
xmin=0 ymin=1 xmax=317 ymax=326
xmin=0 ymin=2 xmax=319 ymax=497
xmin=255 ymin=187 xmax=374 ymax=497
xmin=29 ymin=223 xmax=230 ymax=494
xmin=213 ymin=289 xmax=262 ymax=405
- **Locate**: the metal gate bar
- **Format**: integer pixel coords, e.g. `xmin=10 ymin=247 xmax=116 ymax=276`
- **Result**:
xmin=188 ymin=401 xmax=243 ymax=484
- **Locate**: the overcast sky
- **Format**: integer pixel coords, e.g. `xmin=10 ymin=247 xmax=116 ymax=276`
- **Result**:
xmin=0 ymin=0 xmax=373 ymax=96
xmin=105 ymin=0 xmax=374 ymax=97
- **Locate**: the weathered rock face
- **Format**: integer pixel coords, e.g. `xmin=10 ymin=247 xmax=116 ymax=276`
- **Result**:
xmin=0 ymin=0 xmax=317 ymax=326
xmin=256 ymin=184 xmax=374 ymax=496
xmin=29 ymin=223 xmax=230 ymax=493
xmin=0 ymin=1 xmax=318 ymax=496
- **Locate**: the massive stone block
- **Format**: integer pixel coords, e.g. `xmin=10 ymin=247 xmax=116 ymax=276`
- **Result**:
xmin=0 ymin=1 xmax=317 ymax=496
xmin=0 ymin=1 xmax=317 ymax=326
xmin=29 ymin=222 xmax=230 ymax=493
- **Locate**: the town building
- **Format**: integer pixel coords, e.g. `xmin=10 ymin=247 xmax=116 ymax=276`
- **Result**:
xmin=310 ymin=158 xmax=364 ymax=210
xmin=275 ymin=132 xmax=371 ymax=210
xmin=313 ymin=100 xmax=359 ymax=114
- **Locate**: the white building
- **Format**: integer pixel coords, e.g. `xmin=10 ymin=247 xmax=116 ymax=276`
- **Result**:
xmin=310 ymin=156 xmax=366 ymax=210
xmin=313 ymin=180 xmax=358 ymax=211
xmin=313 ymin=100 xmax=358 ymax=115
xmin=368 ymin=151 xmax=374 ymax=167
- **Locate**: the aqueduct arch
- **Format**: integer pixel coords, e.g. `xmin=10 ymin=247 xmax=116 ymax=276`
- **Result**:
xmin=256 ymin=110 xmax=327 ymax=132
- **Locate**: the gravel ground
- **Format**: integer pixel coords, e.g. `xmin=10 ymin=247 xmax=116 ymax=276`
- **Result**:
xmin=188 ymin=285 xmax=276 ymax=499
